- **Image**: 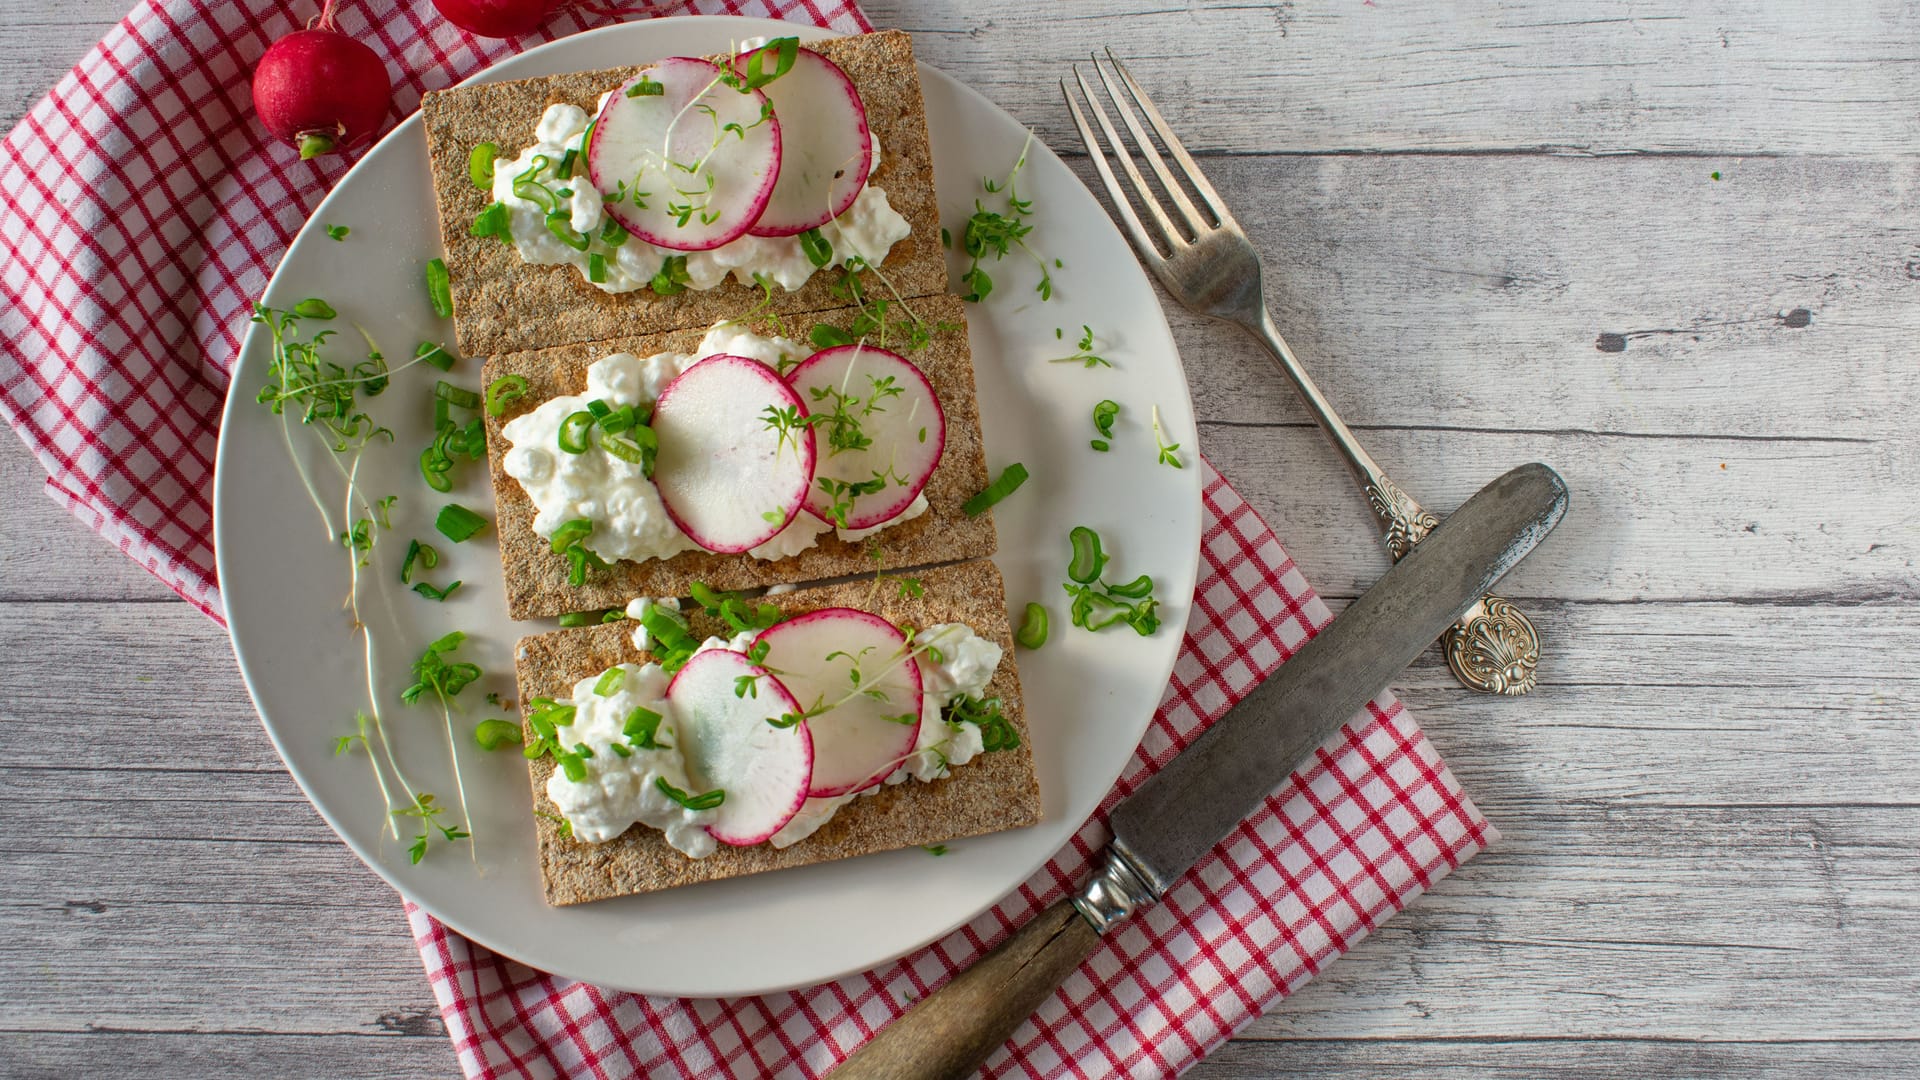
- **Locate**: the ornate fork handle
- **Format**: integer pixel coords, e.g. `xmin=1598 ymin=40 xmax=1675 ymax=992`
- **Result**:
xmin=1250 ymin=310 xmax=1542 ymax=696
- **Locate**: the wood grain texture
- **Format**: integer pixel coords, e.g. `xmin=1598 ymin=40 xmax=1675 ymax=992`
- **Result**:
xmin=3 ymin=2 xmax=1917 ymax=1078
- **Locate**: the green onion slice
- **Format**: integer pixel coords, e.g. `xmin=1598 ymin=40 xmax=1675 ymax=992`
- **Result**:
xmin=434 ymin=380 xmax=481 ymax=409
xmin=1106 ymin=573 xmax=1155 ymax=599
xmin=594 ymin=667 xmax=626 ymax=697
xmin=558 ymin=611 xmax=595 ymax=627
xmin=435 ymin=503 xmax=487 ymax=543
xmin=473 ymin=718 xmax=521 ymax=751
xmin=587 ymin=252 xmax=607 ymax=284
xmin=545 ymin=211 xmax=590 ymax=252
xmin=1016 ymin=602 xmax=1049 ymax=650
xmin=557 ymin=411 xmax=595 ymax=454
xmin=599 ymin=218 xmax=628 ymax=246
xmin=401 ymin=539 xmax=440 ymax=585
xmin=470 ymin=201 xmax=510 ymax=240
xmin=962 ymin=462 xmax=1029 ymax=517
xmin=412 ymin=579 xmax=462 ymax=601
xmin=425 ymin=259 xmax=453 ymax=318
xmin=549 ymin=518 xmax=592 ymax=554
xmin=1067 ymin=525 xmax=1109 ymax=584
xmin=1092 ymin=399 xmax=1120 ymax=439
xmin=799 ymin=228 xmax=832 ymax=268
xmin=655 ymin=776 xmax=725 ymax=811
xmin=624 ymin=706 xmax=667 ymax=749
xmin=486 ymin=374 xmax=529 ymax=416
xmin=416 ymin=341 xmax=455 ymax=372
xmin=468 ymin=143 xmax=498 ymax=189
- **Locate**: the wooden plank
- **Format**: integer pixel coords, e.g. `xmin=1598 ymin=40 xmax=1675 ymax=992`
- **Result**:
xmin=0 ymin=435 xmax=174 ymax=603
xmin=1191 ymin=1038 xmax=1920 ymax=1078
xmin=2 ymin=1032 xmax=455 ymax=1080
xmin=1203 ymin=423 xmax=1916 ymax=604
xmin=871 ymin=0 xmax=1920 ymax=155
xmin=1067 ymin=154 xmax=1920 ymax=439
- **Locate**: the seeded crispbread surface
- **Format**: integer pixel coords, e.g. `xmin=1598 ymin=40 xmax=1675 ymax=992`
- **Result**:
xmin=420 ymin=30 xmax=945 ymax=360
xmin=483 ymin=293 xmax=993 ymax=620
xmin=515 ymin=559 xmax=1038 ymax=906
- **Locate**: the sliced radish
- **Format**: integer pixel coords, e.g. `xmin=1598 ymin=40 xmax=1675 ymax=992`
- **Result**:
xmin=666 ymin=648 xmax=811 ymax=846
xmin=588 ymin=58 xmax=781 ymax=252
xmin=739 ymin=47 xmax=871 ymax=237
xmin=651 ymin=355 xmax=816 ymax=553
xmin=755 ymin=608 xmax=923 ymax=797
xmin=785 ymin=345 xmax=946 ymax=530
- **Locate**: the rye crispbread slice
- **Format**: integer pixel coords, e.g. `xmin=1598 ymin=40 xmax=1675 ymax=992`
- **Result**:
xmin=420 ymin=30 xmax=947 ymax=360
xmin=514 ymin=559 xmax=1039 ymax=906
xmin=482 ymin=293 xmax=995 ymax=620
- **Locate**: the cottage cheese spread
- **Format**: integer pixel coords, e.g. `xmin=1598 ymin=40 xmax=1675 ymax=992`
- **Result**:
xmin=552 ymin=622 xmax=1003 ymax=855
xmin=541 ymin=661 xmax=718 ymax=857
xmin=492 ymin=103 xmax=911 ymax=295
xmin=500 ymin=323 xmax=927 ymax=564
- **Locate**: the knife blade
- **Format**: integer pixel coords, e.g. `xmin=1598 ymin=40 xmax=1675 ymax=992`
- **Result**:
xmin=1102 ymin=461 xmax=1568 ymax=902
xmin=831 ymin=462 xmax=1569 ymax=1080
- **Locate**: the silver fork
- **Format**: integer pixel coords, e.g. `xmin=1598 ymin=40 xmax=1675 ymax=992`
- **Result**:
xmin=1063 ymin=49 xmax=1542 ymax=696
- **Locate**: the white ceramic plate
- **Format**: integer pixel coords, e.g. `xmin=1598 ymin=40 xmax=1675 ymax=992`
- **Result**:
xmin=215 ymin=16 xmax=1199 ymax=997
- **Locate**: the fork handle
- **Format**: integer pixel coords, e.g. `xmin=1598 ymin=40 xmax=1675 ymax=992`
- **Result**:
xmin=1243 ymin=308 xmax=1543 ymax=696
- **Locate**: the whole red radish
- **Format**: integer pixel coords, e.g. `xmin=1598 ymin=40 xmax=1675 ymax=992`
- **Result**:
xmin=431 ymin=0 xmax=565 ymax=38
xmin=251 ymin=5 xmax=391 ymax=161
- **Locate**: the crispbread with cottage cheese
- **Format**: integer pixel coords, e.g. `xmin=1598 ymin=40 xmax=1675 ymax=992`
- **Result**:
xmin=482 ymin=293 xmax=995 ymax=620
xmin=514 ymin=559 xmax=1039 ymax=906
xmin=420 ymin=29 xmax=946 ymax=360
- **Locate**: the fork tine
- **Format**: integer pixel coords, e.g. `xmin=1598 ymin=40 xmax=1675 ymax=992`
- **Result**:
xmin=1103 ymin=48 xmax=1234 ymax=228
xmin=1090 ymin=53 xmax=1212 ymax=236
xmin=1069 ymin=64 xmax=1187 ymax=255
xmin=1061 ymin=79 xmax=1166 ymax=262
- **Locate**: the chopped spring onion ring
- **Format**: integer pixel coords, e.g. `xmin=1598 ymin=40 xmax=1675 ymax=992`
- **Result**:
xmin=470 ymin=202 xmax=510 ymax=241
xmin=434 ymin=380 xmax=481 ymax=410
xmin=419 ymin=446 xmax=454 ymax=492
xmin=1066 ymin=526 xmax=1108 ymax=584
xmin=468 ymin=143 xmax=498 ymax=189
xmin=401 ymin=539 xmax=440 ymax=584
xmin=655 ymin=776 xmax=724 ymax=811
xmin=425 ymin=259 xmax=453 ymax=318
xmin=624 ymin=707 xmax=667 ymax=749
xmin=963 ymin=462 xmax=1028 ymax=517
xmin=1092 ymin=399 xmax=1119 ymax=440
xmin=1016 ymin=602 xmax=1049 ymax=650
xmin=599 ymin=218 xmax=628 ymax=246
xmin=416 ymin=341 xmax=455 ymax=372
xmin=557 ymin=611 xmax=599 ymax=627
xmin=799 ymin=228 xmax=832 ymax=268
xmin=473 ymin=718 xmax=521 ymax=751
xmin=549 ymin=518 xmax=592 ymax=554
xmin=557 ymin=411 xmax=595 ymax=454
xmin=1106 ymin=573 xmax=1155 ymax=599
xmin=545 ymin=211 xmax=590 ymax=252
xmin=412 ymin=579 xmax=462 ymax=601
xmin=486 ymin=374 xmax=529 ymax=416
xmin=587 ymin=252 xmax=607 ymax=284
xmin=594 ymin=667 xmax=626 ymax=697
xmin=435 ymin=504 xmax=487 ymax=543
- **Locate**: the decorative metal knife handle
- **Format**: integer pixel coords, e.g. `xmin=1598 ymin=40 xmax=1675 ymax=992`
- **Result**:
xmin=1246 ymin=309 xmax=1542 ymax=696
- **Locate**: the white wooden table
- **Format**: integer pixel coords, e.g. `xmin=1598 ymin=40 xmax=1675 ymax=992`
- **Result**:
xmin=4 ymin=2 xmax=1916 ymax=1076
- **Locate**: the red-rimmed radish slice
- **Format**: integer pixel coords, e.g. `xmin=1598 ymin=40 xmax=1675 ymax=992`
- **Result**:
xmin=588 ymin=57 xmax=781 ymax=252
xmin=754 ymin=608 xmax=923 ymax=797
xmin=739 ymin=47 xmax=871 ymax=237
xmin=785 ymin=345 xmax=945 ymax=530
xmin=652 ymin=355 xmax=816 ymax=553
xmin=667 ymin=649 xmax=811 ymax=846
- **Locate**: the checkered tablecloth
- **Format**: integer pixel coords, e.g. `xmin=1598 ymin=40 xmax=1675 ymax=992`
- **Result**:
xmin=0 ymin=3 xmax=1494 ymax=1077
xmin=408 ymin=460 xmax=1495 ymax=1079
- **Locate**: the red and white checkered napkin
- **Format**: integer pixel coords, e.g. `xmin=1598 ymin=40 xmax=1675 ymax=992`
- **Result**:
xmin=0 ymin=0 xmax=871 ymax=623
xmin=408 ymin=459 xmax=1497 ymax=1080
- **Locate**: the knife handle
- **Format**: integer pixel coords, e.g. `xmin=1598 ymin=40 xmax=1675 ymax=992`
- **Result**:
xmin=830 ymin=900 xmax=1101 ymax=1080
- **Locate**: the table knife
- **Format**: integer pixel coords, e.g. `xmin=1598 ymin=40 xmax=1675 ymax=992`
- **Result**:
xmin=832 ymin=462 xmax=1569 ymax=1080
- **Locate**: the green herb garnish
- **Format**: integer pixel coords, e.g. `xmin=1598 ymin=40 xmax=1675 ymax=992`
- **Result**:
xmin=655 ymin=776 xmax=725 ymax=811
xmin=799 ymin=227 xmax=833 ymax=268
xmin=435 ymin=503 xmax=487 ymax=543
xmin=485 ymin=374 xmax=529 ymax=416
xmin=425 ymin=259 xmax=453 ymax=318
xmin=963 ymin=462 xmax=1029 ymax=516
xmin=1016 ymin=602 xmax=1049 ymax=650
xmin=1050 ymin=325 xmax=1110 ymax=369
xmin=1151 ymin=404 xmax=1184 ymax=469
xmin=595 ymin=667 xmax=627 ymax=697
xmin=401 ymin=539 xmax=439 ymax=585
xmin=1067 ymin=525 xmax=1108 ymax=584
xmin=474 ymin=718 xmax=522 ymax=751
xmin=469 ymin=142 xmax=498 ymax=189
